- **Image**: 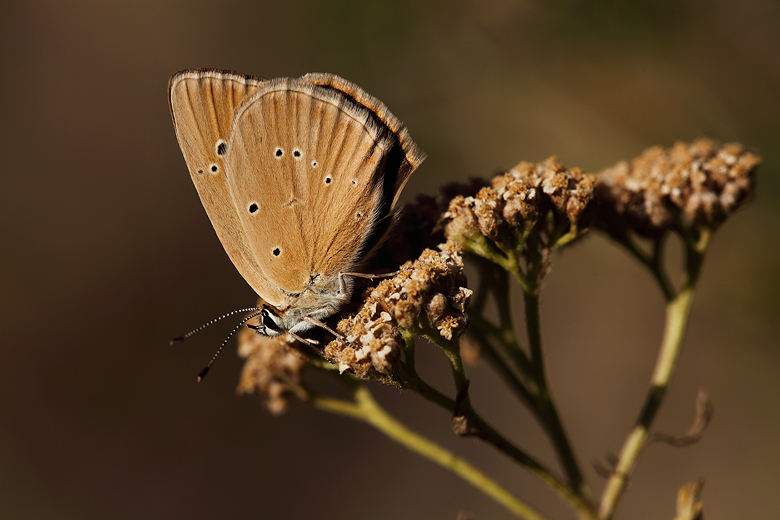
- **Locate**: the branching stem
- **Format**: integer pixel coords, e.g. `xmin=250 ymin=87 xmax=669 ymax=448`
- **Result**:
xmin=311 ymin=384 xmax=550 ymax=520
xmin=598 ymin=228 xmax=710 ymax=518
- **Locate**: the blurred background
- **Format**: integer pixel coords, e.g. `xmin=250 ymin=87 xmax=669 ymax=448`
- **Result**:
xmin=1 ymin=1 xmax=778 ymax=519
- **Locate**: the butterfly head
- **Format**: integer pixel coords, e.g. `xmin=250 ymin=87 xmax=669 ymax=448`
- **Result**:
xmin=242 ymin=304 xmax=285 ymax=337
xmin=248 ymin=306 xmax=284 ymax=337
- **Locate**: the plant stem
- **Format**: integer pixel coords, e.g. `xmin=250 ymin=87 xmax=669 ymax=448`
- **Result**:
xmin=466 ymin=324 xmax=536 ymax=410
xmin=471 ymin=237 xmax=594 ymax=515
xmin=598 ymin=229 xmax=709 ymax=519
xmin=311 ymin=385 xmax=551 ymax=520
xmin=620 ymin=233 xmax=675 ymax=302
xmin=401 ymin=361 xmax=596 ymax=518
xmin=523 ymin=288 xmax=591 ymax=502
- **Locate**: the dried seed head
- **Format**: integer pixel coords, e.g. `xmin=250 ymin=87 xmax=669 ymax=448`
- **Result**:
xmin=323 ymin=298 xmax=403 ymax=380
xmin=503 ymin=158 xmax=596 ymax=227
xmin=323 ymin=242 xmax=472 ymax=380
xmin=236 ymin=326 xmax=307 ymax=414
xmin=597 ymin=138 xmax=760 ymax=235
xmin=380 ymin=241 xmax=471 ymax=339
xmin=442 ymin=157 xmax=596 ymax=251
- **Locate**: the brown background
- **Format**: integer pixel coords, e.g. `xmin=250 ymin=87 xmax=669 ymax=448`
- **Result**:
xmin=2 ymin=1 xmax=779 ymax=519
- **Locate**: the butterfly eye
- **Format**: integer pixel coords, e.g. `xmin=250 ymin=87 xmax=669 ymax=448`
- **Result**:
xmin=209 ymin=164 xmax=219 ymax=173
xmin=324 ymin=175 xmax=333 ymax=185
xmin=261 ymin=309 xmax=281 ymax=331
xmin=274 ymin=147 xmax=284 ymax=158
xmin=292 ymin=148 xmax=302 ymax=159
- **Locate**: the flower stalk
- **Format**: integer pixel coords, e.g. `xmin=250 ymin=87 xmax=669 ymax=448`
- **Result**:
xmin=234 ymin=139 xmax=759 ymax=520
xmin=310 ymin=381 xmax=550 ymax=520
xmin=598 ymin=227 xmax=710 ymax=518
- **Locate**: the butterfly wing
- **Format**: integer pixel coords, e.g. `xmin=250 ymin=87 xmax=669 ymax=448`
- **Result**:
xmin=224 ymin=75 xmax=425 ymax=308
xmin=168 ymin=69 xmax=272 ymax=298
xmin=302 ymin=73 xmax=425 ymax=209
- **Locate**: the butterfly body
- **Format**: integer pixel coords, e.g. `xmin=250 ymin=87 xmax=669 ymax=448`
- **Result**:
xmin=169 ymin=69 xmax=424 ymax=336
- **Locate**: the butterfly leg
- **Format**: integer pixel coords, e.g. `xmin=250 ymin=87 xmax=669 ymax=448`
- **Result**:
xmin=282 ymin=330 xmax=327 ymax=358
xmin=337 ymin=266 xmax=413 ymax=292
xmin=288 ymin=331 xmax=320 ymax=346
xmin=303 ymin=315 xmax=347 ymax=343
xmin=340 ymin=270 xmax=400 ymax=282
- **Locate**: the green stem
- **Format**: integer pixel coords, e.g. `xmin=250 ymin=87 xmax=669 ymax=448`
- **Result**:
xmin=462 ymin=234 xmax=530 ymax=290
xmin=466 ymin=325 xmax=536 ymax=410
xmin=493 ymin=269 xmax=535 ymax=377
xmin=470 ymin=313 xmax=534 ymax=379
xmin=620 ymin=233 xmax=675 ymax=302
xmin=523 ymin=288 xmax=591 ymax=502
xmin=311 ymin=385 xmax=550 ymax=520
xmin=402 ymin=363 xmax=596 ymax=518
xmin=435 ymin=332 xmax=468 ymax=390
xmin=598 ymin=229 xmax=709 ymax=519
xmin=473 ymin=233 xmax=593 ymax=514
xmin=523 ymin=289 xmax=545 ymax=379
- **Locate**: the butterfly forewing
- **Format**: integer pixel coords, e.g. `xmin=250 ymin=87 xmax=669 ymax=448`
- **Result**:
xmin=168 ymin=69 xmax=267 ymax=294
xmin=301 ymin=73 xmax=426 ymax=207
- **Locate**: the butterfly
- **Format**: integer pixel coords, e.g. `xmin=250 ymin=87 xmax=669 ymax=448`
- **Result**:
xmin=168 ymin=69 xmax=425 ymax=341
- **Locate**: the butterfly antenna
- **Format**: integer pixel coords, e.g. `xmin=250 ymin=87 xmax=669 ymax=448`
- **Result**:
xmin=196 ymin=311 xmax=262 ymax=382
xmin=170 ymin=307 xmax=262 ymax=345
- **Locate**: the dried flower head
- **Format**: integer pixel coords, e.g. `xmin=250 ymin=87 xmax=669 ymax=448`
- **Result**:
xmin=502 ymin=158 xmax=596 ymax=227
xmin=323 ymin=241 xmax=471 ymax=381
xmin=442 ymin=157 xmax=596 ymax=254
xmin=597 ymin=138 xmax=760 ymax=236
xmin=236 ymin=326 xmax=307 ymax=414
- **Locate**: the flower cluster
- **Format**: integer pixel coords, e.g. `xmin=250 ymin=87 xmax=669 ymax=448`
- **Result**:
xmin=235 ymin=138 xmax=759 ymax=415
xmin=323 ymin=242 xmax=471 ymax=381
xmin=442 ymin=157 xmax=597 ymax=253
xmin=597 ymin=138 xmax=760 ymax=236
xmin=236 ymin=328 xmax=307 ymax=414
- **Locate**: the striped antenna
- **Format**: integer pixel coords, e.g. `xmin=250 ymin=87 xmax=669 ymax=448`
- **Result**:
xmin=196 ymin=311 xmax=263 ymax=382
xmin=170 ymin=307 xmax=262 ymax=344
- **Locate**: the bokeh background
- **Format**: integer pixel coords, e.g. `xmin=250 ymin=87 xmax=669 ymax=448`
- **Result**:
xmin=2 ymin=1 xmax=778 ymax=519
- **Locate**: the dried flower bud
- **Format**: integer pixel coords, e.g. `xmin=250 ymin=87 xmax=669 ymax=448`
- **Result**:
xmin=597 ymin=138 xmax=760 ymax=236
xmin=236 ymin=326 xmax=307 ymax=414
xmin=323 ymin=242 xmax=472 ymax=380
xmin=383 ymin=241 xmax=471 ymax=339
xmin=442 ymin=157 xmax=596 ymax=252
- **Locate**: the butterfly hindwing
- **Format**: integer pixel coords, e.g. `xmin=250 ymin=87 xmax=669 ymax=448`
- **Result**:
xmin=225 ymin=77 xmax=394 ymax=302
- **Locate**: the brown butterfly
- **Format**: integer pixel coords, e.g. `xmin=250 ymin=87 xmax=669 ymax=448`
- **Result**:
xmin=168 ymin=69 xmax=425 ymax=340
